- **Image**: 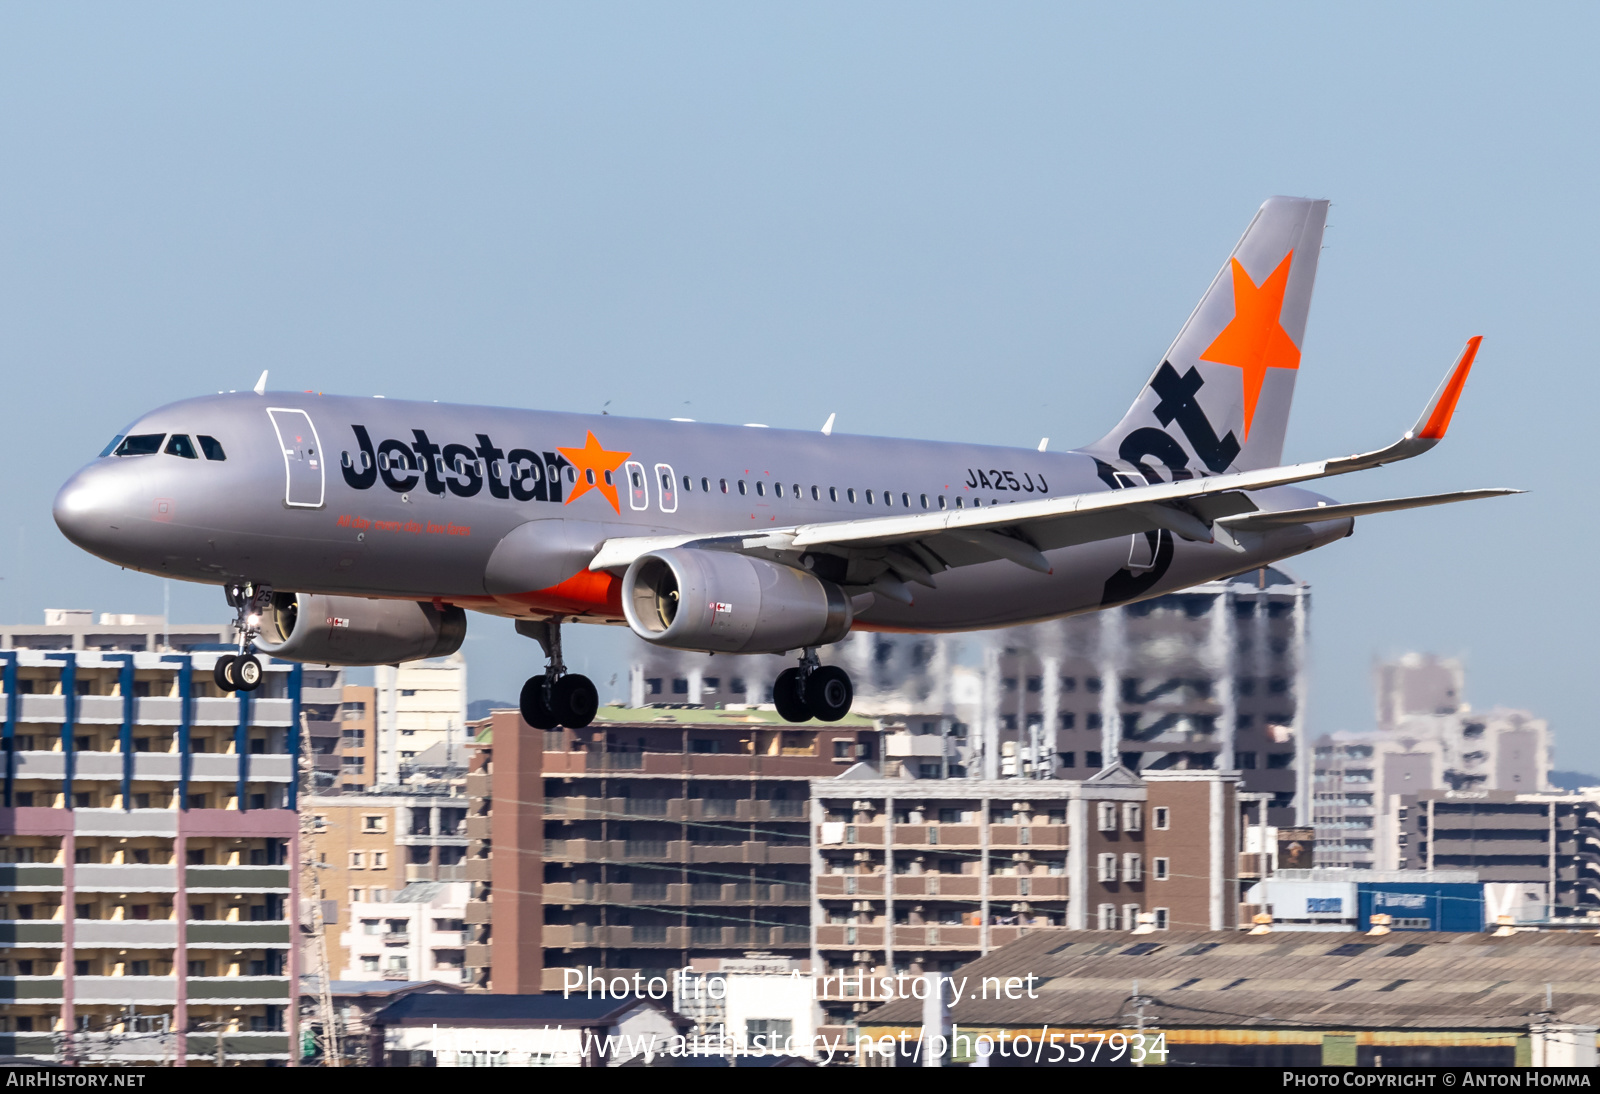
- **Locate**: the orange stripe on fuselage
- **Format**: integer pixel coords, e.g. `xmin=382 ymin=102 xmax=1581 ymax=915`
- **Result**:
xmin=495 ymin=569 xmax=625 ymax=618
xmin=1418 ymin=335 xmax=1481 ymax=440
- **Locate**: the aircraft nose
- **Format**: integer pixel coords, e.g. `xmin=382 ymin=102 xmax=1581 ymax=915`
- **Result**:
xmin=53 ymin=464 xmax=133 ymax=555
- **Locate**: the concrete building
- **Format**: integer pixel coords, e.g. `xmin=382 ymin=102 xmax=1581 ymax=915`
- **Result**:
xmin=1313 ymin=655 xmax=1553 ymax=870
xmin=630 ymin=567 xmax=1310 ymax=824
xmin=0 ymin=612 xmax=231 ymax=654
xmin=375 ymin=654 xmax=468 ymax=788
xmin=301 ymin=673 xmax=377 ymax=794
xmin=339 ymin=881 xmax=470 ymax=985
xmin=0 ymin=642 xmax=300 ymax=1065
xmin=672 ymin=954 xmax=820 ymax=1059
xmin=302 ymin=792 xmax=469 ymax=978
xmin=461 ymin=707 xmax=881 ymax=994
xmin=860 ymin=929 xmax=1600 ymax=1067
xmin=807 ymin=767 xmax=1240 ymax=1041
xmin=1397 ymin=789 xmax=1600 ymax=918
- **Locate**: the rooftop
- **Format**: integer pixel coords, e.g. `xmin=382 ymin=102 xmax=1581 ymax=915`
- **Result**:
xmin=864 ymin=929 xmax=1600 ymax=1031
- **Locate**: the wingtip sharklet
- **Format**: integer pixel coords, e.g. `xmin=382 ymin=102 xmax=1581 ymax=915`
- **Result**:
xmin=1413 ymin=336 xmax=1482 ymax=441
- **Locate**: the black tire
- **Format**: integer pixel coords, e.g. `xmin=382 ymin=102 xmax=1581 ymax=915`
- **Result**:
xmin=805 ymin=665 xmax=853 ymax=722
xmin=520 ymin=675 xmax=560 ymax=730
xmin=212 ymin=655 xmax=238 ymax=693
xmin=551 ymin=674 xmax=600 ymax=730
xmin=233 ymin=654 xmax=263 ymax=692
xmin=773 ymin=668 xmax=811 ymax=723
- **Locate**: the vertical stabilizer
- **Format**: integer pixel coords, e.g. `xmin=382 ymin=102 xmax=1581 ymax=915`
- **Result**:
xmin=1086 ymin=197 xmax=1329 ymax=476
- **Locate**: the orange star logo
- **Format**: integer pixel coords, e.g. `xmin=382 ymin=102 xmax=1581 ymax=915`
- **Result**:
xmin=557 ymin=431 xmax=631 ymax=512
xmin=1199 ymin=252 xmax=1300 ymax=440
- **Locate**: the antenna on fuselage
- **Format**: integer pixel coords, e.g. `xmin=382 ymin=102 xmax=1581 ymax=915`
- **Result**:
xmin=821 ymin=413 xmax=836 ymax=436
xmin=253 ymin=370 xmax=268 ymax=396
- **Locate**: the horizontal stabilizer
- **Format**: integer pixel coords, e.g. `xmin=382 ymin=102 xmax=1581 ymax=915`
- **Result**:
xmin=1218 ymin=487 xmax=1521 ymax=530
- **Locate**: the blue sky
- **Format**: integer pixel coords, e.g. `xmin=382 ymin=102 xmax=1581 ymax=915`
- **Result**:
xmin=3 ymin=5 xmax=1595 ymax=765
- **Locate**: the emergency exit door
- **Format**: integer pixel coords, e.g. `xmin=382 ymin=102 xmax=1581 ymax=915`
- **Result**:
xmin=267 ymin=408 xmax=326 ymax=509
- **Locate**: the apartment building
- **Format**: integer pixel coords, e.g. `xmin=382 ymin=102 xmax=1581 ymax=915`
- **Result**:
xmin=462 ymin=707 xmax=881 ymax=993
xmin=630 ymin=567 xmax=1309 ymax=823
xmin=0 ymin=644 xmax=300 ymax=1065
xmin=1397 ymin=789 xmax=1600 ymax=918
xmin=302 ymin=793 xmax=469 ymax=977
xmin=808 ymin=767 xmax=1239 ymax=1036
xmin=301 ymin=675 xmax=377 ymax=794
xmin=375 ymin=654 xmax=468 ymax=788
xmin=1313 ymin=655 xmax=1552 ymax=869
xmin=339 ymin=882 xmax=470 ymax=985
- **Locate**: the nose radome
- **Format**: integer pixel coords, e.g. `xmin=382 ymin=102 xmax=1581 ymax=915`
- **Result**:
xmin=53 ymin=465 xmax=129 ymax=553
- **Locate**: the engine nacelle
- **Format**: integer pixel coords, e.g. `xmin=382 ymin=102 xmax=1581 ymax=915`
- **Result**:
xmin=254 ymin=593 xmax=466 ymax=666
xmin=621 ymin=548 xmax=851 ymax=654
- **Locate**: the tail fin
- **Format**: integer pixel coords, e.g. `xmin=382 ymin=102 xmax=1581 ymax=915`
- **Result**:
xmin=1086 ymin=196 xmax=1329 ymax=477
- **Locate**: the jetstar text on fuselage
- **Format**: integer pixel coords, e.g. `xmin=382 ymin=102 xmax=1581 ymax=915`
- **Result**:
xmin=339 ymin=426 xmax=633 ymax=512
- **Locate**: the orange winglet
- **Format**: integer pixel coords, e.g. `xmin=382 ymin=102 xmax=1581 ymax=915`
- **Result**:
xmin=1417 ymin=336 xmax=1481 ymax=440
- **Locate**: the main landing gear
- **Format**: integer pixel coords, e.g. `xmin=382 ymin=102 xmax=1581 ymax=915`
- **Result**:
xmin=515 ymin=619 xmax=599 ymax=730
xmin=773 ymin=648 xmax=853 ymax=724
xmin=213 ymin=582 xmax=267 ymax=694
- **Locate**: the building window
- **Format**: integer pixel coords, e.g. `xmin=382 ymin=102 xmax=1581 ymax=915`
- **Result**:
xmin=1237 ymin=751 xmax=1258 ymax=769
xmin=362 ymin=919 xmax=381 ymax=935
xmin=1122 ymin=803 xmax=1142 ymax=832
xmin=1122 ymin=854 xmax=1142 ymax=882
xmin=1152 ymin=807 xmax=1170 ymax=831
xmin=1123 ymin=904 xmax=1141 ymax=931
xmin=1097 ymin=903 xmax=1117 ymax=930
xmin=1153 ymin=857 xmax=1170 ymax=881
xmin=1153 ymin=908 xmax=1169 ymax=930
xmin=1097 ymin=802 xmax=1117 ymax=832
xmin=362 ymin=815 xmax=386 ymax=833
xmin=372 ymin=852 xmax=388 ymax=869
xmin=361 ymin=955 xmax=379 ymax=972
xmin=1097 ymin=854 xmax=1117 ymax=883
xmin=349 ymin=852 xmax=365 ymax=869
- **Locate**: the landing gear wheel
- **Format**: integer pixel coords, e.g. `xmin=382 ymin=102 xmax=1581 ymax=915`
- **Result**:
xmin=805 ymin=666 xmax=853 ymax=722
xmin=213 ymin=655 xmax=239 ymax=693
xmin=550 ymin=674 xmax=599 ymax=730
xmin=773 ymin=668 xmax=811 ymax=723
xmin=233 ymin=654 xmax=263 ymax=692
xmin=520 ymin=675 xmax=560 ymax=730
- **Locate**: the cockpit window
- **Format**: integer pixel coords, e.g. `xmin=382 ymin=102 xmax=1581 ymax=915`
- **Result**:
xmin=198 ymin=435 xmax=226 ymax=461
xmin=99 ymin=436 xmax=125 ymax=458
xmin=165 ymin=434 xmax=198 ymax=460
xmin=114 ymin=434 xmax=165 ymax=457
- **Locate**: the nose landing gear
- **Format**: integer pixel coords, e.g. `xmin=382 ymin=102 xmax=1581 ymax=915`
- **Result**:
xmin=774 ymin=648 xmax=854 ymax=724
xmin=213 ymin=582 xmax=269 ymax=693
xmin=516 ymin=619 xmax=598 ymax=730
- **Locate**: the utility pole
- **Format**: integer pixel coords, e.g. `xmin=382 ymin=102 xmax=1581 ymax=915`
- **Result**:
xmin=1125 ymin=980 xmax=1156 ymax=1068
xmin=298 ymin=711 xmax=343 ymax=1066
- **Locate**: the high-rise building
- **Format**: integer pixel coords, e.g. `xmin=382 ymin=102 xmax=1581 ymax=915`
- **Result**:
xmin=1312 ymin=655 xmax=1552 ymax=869
xmin=461 ymin=708 xmax=880 ymax=993
xmin=630 ymin=567 xmax=1310 ymax=824
xmin=807 ymin=768 xmax=1241 ymax=1040
xmin=0 ymin=618 xmax=301 ymax=1065
xmin=375 ymin=654 xmax=468 ymax=788
xmin=299 ymin=671 xmax=377 ymax=793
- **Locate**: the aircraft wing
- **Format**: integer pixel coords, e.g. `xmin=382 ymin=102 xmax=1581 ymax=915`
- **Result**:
xmin=588 ymin=339 xmax=1515 ymax=595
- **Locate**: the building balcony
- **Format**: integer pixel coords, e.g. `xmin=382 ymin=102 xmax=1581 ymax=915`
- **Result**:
xmin=0 ymin=921 xmax=65 ymax=946
xmin=816 ymin=875 xmax=885 ymax=898
xmin=184 ymin=867 xmax=291 ymax=892
xmin=183 ymin=1033 xmax=290 ymax=1058
xmin=463 ymin=858 xmax=492 ymax=883
xmin=73 ymin=975 xmax=177 ymax=1004
xmin=382 ymin=932 xmax=410 ymax=945
xmin=0 ymin=977 xmax=64 ymax=1001
xmin=0 ymin=865 xmax=64 ymax=890
xmin=72 ymin=920 xmax=177 ymax=947
xmin=815 ymin=925 xmax=886 ymax=948
xmin=464 ymin=942 xmax=492 ymax=968
xmin=989 ymin=825 xmax=1067 ymax=848
xmin=184 ymin=921 xmax=291 ymax=947
xmin=464 ymin=901 xmax=491 ymax=925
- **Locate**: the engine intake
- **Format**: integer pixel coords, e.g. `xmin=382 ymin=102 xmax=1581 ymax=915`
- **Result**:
xmin=621 ymin=548 xmax=851 ymax=654
xmin=254 ymin=593 xmax=466 ymax=666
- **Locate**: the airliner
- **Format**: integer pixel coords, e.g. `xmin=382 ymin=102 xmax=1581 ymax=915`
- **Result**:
xmin=52 ymin=197 xmax=1515 ymax=731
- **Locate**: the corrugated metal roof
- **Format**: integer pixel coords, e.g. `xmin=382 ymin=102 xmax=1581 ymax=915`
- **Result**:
xmin=864 ymin=929 xmax=1600 ymax=1030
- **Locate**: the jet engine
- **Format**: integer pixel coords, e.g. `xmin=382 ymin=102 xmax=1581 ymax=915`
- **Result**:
xmin=621 ymin=548 xmax=851 ymax=654
xmin=254 ymin=593 xmax=466 ymax=666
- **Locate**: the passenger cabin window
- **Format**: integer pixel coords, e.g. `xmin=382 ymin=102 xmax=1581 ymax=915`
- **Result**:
xmin=164 ymin=434 xmax=198 ymax=460
xmin=865 ymin=490 xmax=874 ymax=504
xmin=719 ymin=478 xmax=728 ymax=493
xmin=755 ymin=481 xmax=764 ymax=497
xmin=738 ymin=481 xmax=747 ymax=495
xmin=828 ymin=487 xmax=837 ymax=502
xmin=655 ymin=464 xmax=678 ymax=512
xmin=114 ymin=434 xmax=164 ymax=457
xmin=847 ymin=489 xmax=857 ymax=503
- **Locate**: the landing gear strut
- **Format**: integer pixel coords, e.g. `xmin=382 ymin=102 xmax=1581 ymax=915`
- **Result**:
xmin=516 ymin=619 xmax=598 ymax=730
xmin=774 ymin=647 xmax=853 ymax=724
xmin=214 ymin=582 xmax=268 ymax=694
